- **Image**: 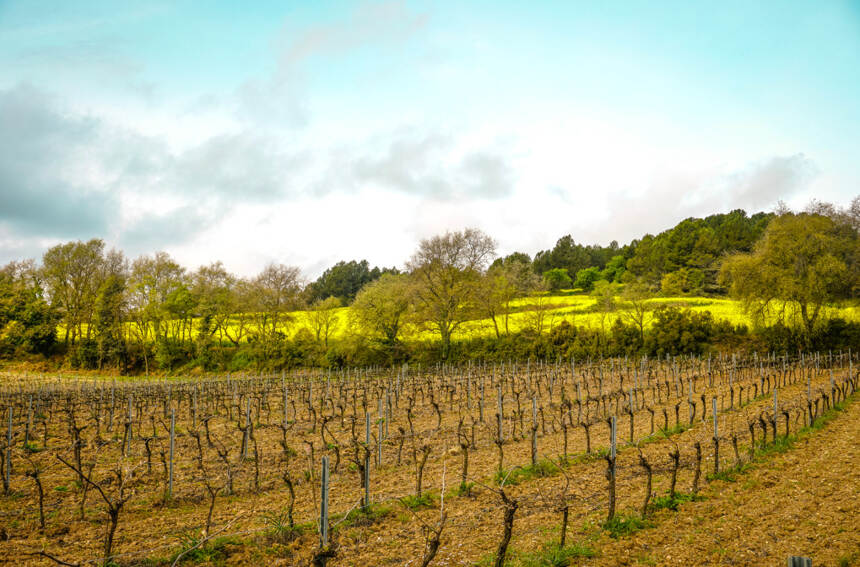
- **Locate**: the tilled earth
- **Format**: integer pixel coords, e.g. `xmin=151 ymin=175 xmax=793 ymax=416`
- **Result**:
xmin=0 ymin=368 xmax=856 ymax=567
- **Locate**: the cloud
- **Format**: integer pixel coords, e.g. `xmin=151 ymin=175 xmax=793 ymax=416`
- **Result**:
xmin=118 ymin=206 xmax=212 ymax=253
xmin=236 ymin=1 xmax=428 ymax=128
xmin=0 ymin=84 xmax=117 ymax=237
xmin=318 ymin=132 xmax=515 ymax=200
xmin=167 ymin=133 xmax=307 ymax=201
xmin=723 ymin=154 xmax=818 ymax=210
xmin=276 ymin=1 xmax=428 ymax=67
xmin=580 ymin=153 xmax=818 ymax=244
xmin=0 ymin=83 xmax=316 ymax=263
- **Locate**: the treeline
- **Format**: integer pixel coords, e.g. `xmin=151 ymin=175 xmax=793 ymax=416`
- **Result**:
xmin=514 ymin=208 xmax=773 ymax=294
xmin=0 ymin=200 xmax=856 ymax=372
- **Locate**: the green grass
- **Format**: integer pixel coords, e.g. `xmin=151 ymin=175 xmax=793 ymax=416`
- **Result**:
xmin=399 ymin=492 xmax=436 ymax=510
xmin=494 ymin=458 xmax=558 ymax=486
xmin=515 ymin=542 xmax=597 ymax=566
xmin=649 ymin=491 xmax=703 ymax=512
xmin=601 ymin=513 xmax=652 ymax=539
xmin=474 ymin=542 xmax=596 ymax=567
xmin=335 ymin=502 xmax=392 ymax=527
xmin=261 ymin=510 xmax=304 ymax=543
xmin=168 ymin=533 xmax=240 ymax=565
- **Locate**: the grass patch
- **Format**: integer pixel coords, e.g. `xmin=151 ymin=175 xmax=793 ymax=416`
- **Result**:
xmin=336 ymin=502 xmax=392 ymax=527
xmin=601 ymin=513 xmax=652 ymax=539
xmin=649 ymin=491 xmax=703 ymax=512
xmin=516 ymin=541 xmax=597 ymax=566
xmin=707 ymin=468 xmax=742 ymax=483
xmin=495 ymin=458 xmax=558 ymax=486
xmin=473 ymin=541 xmax=596 ymax=567
xmin=261 ymin=510 xmax=304 ymax=543
xmin=169 ymin=532 xmax=240 ymax=565
xmin=22 ymin=441 xmax=43 ymax=453
xmin=641 ymin=423 xmax=689 ymax=445
xmin=399 ymin=492 xmax=436 ymax=510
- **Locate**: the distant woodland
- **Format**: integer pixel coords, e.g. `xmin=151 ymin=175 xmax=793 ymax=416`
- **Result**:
xmin=1 ymin=199 xmax=857 ymax=372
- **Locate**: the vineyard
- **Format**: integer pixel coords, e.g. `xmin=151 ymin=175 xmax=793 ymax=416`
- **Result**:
xmin=1 ymin=351 xmax=857 ymax=566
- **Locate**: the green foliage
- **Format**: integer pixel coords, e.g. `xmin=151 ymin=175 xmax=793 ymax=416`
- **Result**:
xmin=573 ymin=267 xmax=602 ymax=291
xmin=649 ymin=491 xmax=702 ymax=512
xmin=170 ymin=532 xmax=239 ymax=565
xmin=542 ymin=268 xmax=572 ymax=291
xmin=627 ymin=209 xmax=772 ymax=290
xmin=306 ymin=259 xmax=397 ymax=305
xmin=400 ymin=492 xmax=436 ymax=510
xmin=0 ymin=263 xmax=59 ymax=357
xmin=759 ymin=318 xmax=860 ymax=353
xmin=337 ymin=503 xmax=392 ymax=527
xmin=533 ymin=235 xmax=621 ymax=281
xmin=68 ymin=338 xmax=98 ymax=369
xmin=495 ymin=459 xmax=558 ymax=485
xmin=515 ymin=541 xmax=597 ymax=566
xmin=660 ymin=268 xmax=704 ymax=296
xmin=601 ymin=255 xmax=627 ymax=283
xmin=644 ymin=306 xmax=715 ymax=356
xmin=720 ymin=211 xmax=858 ymax=334
xmin=262 ymin=510 xmax=302 ymax=543
xmin=601 ymin=513 xmax=652 ymax=538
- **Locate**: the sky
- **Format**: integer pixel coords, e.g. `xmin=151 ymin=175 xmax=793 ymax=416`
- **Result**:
xmin=1 ymin=1 xmax=858 ymax=278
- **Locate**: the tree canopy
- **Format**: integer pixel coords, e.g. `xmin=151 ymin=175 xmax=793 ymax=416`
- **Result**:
xmin=720 ymin=211 xmax=858 ymax=334
xmin=407 ymin=228 xmax=496 ymax=359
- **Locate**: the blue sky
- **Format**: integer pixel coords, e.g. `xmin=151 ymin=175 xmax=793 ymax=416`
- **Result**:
xmin=1 ymin=1 xmax=858 ymax=276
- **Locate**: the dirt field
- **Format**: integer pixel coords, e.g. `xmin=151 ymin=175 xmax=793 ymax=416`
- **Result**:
xmin=0 ymin=356 xmax=856 ymax=566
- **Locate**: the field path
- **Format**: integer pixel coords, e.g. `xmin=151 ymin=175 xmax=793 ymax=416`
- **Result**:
xmin=587 ymin=399 xmax=860 ymax=567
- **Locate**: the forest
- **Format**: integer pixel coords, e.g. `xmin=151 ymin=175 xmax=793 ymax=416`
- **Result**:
xmin=0 ymin=199 xmax=857 ymax=374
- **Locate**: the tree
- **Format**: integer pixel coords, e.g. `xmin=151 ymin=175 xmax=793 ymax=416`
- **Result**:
xmin=0 ymin=261 xmax=59 ymax=357
xmin=660 ymin=268 xmax=704 ymax=296
xmin=309 ymin=296 xmax=341 ymax=348
xmin=720 ymin=211 xmax=858 ymax=334
xmin=524 ymin=285 xmax=555 ymax=336
xmin=93 ymin=274 xmax=128 ymax=369
xmin=621 ymin=282 xmax=652 ymax=344
xmin=489 ymin=252 xmax=531 ymax=271
xmin=41 ymin=239 xmax=107 ymax=344
xmin=532 ymin=235 xmax=592 ymax=279
xmin=477 ymin=259 xmax=540 ymax=338
xmin=351 ymin=274 xmax=412 ymax=345
xmin=573 ymin=266 xmax=602 ymax=291
xmin=591 ymin=280 xmax=619 ymax=337
xmin=306 ymin=260 xmax=397 ymax=304
xmin=407 ymin=228 xmax=496 ymax=359
xmin=543 ymin=268 xmax=572 ymax=291
xmin=601 ymin=255 xmax=627 ymax=283
xmin=191 ymin=262 xmax=237 ymax=347
xmin=248 ymin=263 xmax=303 ymax=355
xmin=128 ymin=252 xmax=186 ymax=343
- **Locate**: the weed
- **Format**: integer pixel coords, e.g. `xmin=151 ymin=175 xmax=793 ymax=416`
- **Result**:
xmin=649 ymin=491 xmax=703 ymax=512
xmin=337 ymin=503 xmax=391 ymax=527
xmin=517 ymin=541 xmax=596 ymax=566
xmin=601 ymin=513 xmax=651 ymax=539
xmin=495 ymin=458 xmax=558 ymax=485
xmin=169 ymin=532 xmax=239 ymax=565
xmin=400 ymin=492 xmax=436 ymax=510
xmin=262 ymin=510 xmax=301 ymax=544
